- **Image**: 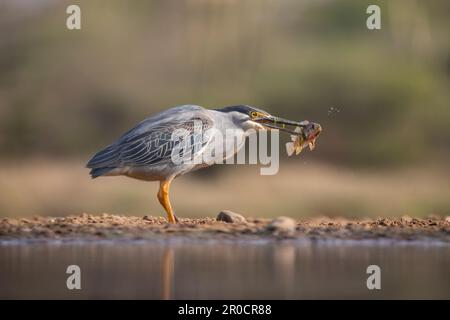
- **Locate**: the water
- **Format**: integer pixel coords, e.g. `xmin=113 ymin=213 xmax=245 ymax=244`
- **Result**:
xmin=1 ymin=240 xmax=449 ymax=299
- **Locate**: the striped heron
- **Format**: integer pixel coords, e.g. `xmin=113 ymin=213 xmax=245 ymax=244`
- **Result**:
xmin=86 ymin=105 xmax=321 ymax=223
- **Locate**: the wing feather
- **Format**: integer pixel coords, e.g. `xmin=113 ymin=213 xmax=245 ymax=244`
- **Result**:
xmin=87 ymin=114 xmax=214 ymax=171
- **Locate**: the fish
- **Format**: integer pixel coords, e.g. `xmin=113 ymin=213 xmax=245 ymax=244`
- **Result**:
xmin=285 ymin=122 xmax=322 ymax=157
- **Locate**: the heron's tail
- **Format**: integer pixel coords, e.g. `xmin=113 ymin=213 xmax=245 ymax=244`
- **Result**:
xmin=86 ymin=144 xmax=119 ymax=178
xmin=89 ymin=167 xmax=115 ymax=179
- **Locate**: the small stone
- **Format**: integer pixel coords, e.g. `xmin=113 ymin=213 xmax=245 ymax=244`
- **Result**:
xmin=445 ymin=216 xmax=450 ymax=223
xmin=266 ymin=216 xmax=296 ymax=235
xmin=216 ymin=210 xmax=247 ymax=224
xmin=143 ymin=215 xmax=152 ymax=221
xmin=401 ymin=215 xmax=412 ymax=223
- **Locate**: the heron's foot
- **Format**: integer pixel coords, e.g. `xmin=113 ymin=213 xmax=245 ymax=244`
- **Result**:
xmin=165 ymin=215 xmax=179 ymax=224
xmin=165 ymin=214 xmax=177 ymax=224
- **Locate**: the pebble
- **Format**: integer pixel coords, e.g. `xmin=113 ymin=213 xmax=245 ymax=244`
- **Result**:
xmin=401 ymin=215 xmax=412 ymax=223
xmin=216 ymin=210 xmax=247 ymax=224
xmin=266 ymin=216 xmax=296 ymax=235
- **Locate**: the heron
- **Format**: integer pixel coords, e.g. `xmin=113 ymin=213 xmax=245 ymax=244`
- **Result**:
xmin=86 ymin=104 xmax=321 ymax=223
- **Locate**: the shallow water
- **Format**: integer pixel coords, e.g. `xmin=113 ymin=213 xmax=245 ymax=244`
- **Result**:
xmin=1 ymin=240 xmax=449 ymax=299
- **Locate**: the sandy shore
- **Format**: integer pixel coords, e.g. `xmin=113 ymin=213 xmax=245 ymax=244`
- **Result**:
xmin=1 ymin=214 xmax=449 ymax=243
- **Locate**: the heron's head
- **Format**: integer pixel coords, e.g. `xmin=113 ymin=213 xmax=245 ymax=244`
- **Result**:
xmin=216 ymin=105 xmax=322 ymax=139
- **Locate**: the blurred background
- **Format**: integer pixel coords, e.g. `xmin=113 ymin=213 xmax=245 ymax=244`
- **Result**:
xmin=0 ymin=0 xmax=449 ymax=218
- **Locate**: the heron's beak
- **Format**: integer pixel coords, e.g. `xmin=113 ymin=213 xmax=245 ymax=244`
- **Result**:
xmin=253 ymin=115 xmax=311 ymax=136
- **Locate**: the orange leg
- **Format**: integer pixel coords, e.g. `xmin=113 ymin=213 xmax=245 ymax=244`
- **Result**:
xmin=157 ymin=179 xmax=177 ymax=223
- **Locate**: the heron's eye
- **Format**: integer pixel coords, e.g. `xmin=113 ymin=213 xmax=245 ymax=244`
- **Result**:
xmin=250 ymin=111 xmax=258 ymax=118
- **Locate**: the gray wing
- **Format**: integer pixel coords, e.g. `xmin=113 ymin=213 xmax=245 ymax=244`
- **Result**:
xmin=87 ymin=114 xmax=214 ymax=176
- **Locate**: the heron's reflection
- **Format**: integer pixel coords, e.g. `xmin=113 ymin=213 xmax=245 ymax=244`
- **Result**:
xmin=161 ymin=247 xmax=174 ymax=299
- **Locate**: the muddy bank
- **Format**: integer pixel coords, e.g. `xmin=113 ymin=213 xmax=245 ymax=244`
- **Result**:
xmin=0 ymin=214 xmax=449 ymax=243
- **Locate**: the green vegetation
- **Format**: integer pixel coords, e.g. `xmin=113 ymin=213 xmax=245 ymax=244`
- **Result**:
xmin=0 ymin=0 xmax=448 ymax=166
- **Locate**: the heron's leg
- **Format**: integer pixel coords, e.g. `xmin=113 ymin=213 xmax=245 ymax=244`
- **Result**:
xmin=157 ymin=179 xmax=178 ymax=223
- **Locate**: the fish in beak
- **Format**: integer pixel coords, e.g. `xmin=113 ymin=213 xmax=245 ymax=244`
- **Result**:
xmin=252 ymin=114 xmax=322 ymax=156
xmin=285 ymin=122 xmax=322 ymax=156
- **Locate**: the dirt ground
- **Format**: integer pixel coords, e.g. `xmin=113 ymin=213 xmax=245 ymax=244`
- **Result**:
xmin=1 ymin=213 xmax=449 ymax=242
